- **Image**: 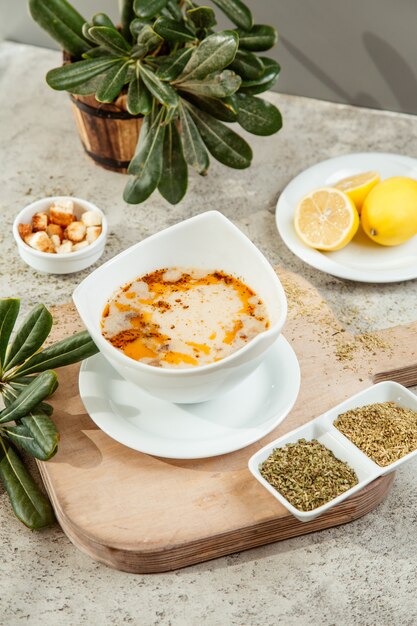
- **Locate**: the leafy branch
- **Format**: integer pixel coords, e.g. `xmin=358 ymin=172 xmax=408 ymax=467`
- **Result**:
xmin=0 ymin=298 xmax=98 ymax=529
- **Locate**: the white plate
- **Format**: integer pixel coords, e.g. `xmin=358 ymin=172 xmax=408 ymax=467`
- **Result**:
xmin=78 ymin=336 xmax=300 ymax=459
xmin=249 ymin=381 xmax=417 ymax=522
xmin=276 ymin=152 xmax=417 ymax=283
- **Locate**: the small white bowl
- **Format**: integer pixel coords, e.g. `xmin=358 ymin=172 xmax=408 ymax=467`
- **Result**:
xmin=73 ymin=211 xmax=288 ymax=404
xmin=13 ymin=196 xmax=108 ymax=274
xmin=249 ymin=381 xmax=417 ymax=522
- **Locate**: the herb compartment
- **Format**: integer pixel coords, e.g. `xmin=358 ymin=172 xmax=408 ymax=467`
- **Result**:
xmin=248 ymin=381 xmax=417 ymax=522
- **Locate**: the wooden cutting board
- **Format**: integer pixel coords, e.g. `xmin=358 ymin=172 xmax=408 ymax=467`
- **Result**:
xmin=37 ymin=269 xmax=416 ymax=573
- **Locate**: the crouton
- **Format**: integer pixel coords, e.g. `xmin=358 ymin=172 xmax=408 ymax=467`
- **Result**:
xmin=55 ymin=199 xmax=74 ymax=211
xmin=32 ymin=212 xmax=49 ymax=232
xmin=18 ymin=223 xmax=32 ymax=240
xmin=46 ymin=223 xmax=64 ymax=241
xmin=72 ymin=240 xmax=89 ymax=252
xmin=56 ymin=240 xmax=73 ymax=254
xmin=81 ymin=210 xmax=102 ymax=227
xmin=50 ymin=202 xmax=75 ymax=227
xmin=50 ymin=234 xmax=61 ymax=250
xmin=65 ymin=221 xmax=86 ymax=243
xmin=25 ymin=231 xmax=55 ymax=253
xmin=86 ymin=226 xmax=102 ymax=244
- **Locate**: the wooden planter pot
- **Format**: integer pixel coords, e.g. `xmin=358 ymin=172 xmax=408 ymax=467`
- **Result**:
xmin=62 ymin=54 xmax=142 ymax=173
xmin=69 ymin=92 xmax=143 ymax=173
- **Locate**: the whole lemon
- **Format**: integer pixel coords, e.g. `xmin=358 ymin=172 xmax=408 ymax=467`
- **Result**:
xmin=361 ymin=176 xmax=417 ymax=246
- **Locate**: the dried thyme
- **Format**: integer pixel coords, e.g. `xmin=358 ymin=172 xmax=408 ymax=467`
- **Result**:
xmin=259 ymin=439 xmax=358 ymax=511
xmin=334 ymin=402 xmax=417 ymax=466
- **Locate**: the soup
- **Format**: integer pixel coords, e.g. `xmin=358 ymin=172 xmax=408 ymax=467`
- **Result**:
xmin=101 ymin=268 xmax=270 ymax=369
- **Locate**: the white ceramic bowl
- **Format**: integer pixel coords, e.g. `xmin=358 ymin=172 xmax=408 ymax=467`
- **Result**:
xmin=249 ymin=381 xmax=417 ymax=522
xmin=73 ymin=211 xmax=288 ymax=404
xmin=13 ymin=196 xmax=108 ymax=274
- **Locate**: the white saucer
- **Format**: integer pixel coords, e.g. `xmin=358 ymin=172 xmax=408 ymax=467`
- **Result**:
xmin=276 ymin=152 xmax=417 ymax=283
xmin=78 ymin=336 xmax=301 ymax=459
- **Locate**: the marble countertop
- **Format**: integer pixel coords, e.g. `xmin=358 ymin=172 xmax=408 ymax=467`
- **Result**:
xmin=0 ymin=41 xmax=416 ymax=626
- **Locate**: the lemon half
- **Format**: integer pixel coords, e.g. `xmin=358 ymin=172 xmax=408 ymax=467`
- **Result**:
xmin=334 ymin=171 xmax=380 ymax=213
xmin=294 ymin=187 xmax=359 ymax=251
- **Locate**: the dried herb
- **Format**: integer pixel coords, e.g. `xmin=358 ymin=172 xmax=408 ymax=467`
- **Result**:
xmin=259 ymin=439 xmax=358 ymax=511
xmin=334 ymin=402 xmax=417 ymax=466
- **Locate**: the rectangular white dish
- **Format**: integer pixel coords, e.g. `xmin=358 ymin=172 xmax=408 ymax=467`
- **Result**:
xmin=248 ymin=381 xmax=417 ymax=521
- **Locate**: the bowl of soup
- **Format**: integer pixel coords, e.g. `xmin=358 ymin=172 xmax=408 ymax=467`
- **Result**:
xmin=73 ymin=211 xmax=287 ymax=403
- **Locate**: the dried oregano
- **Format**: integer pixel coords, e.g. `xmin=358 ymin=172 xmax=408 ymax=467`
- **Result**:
xmin=259 ymin=439 xmax=358 ymax=511
xmin=334 ymin=401 xmax=417 ymax=466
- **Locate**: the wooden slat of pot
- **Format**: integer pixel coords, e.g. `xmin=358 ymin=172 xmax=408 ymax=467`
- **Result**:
xmin=70 ymin=94 xmax=143 ymax=172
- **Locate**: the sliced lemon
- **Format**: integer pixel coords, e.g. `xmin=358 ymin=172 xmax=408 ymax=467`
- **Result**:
xmin=334 ymin=170 xmax=380 ymax=212
xmin=294 ymin=187 xmax=359 ymax=251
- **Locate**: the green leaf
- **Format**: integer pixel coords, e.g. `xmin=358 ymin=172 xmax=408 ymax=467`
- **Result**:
xmin=158 ymin=122 xmax=188 ymax=204
xmin=229 ymin=48 xmax=263 ymax=80
xmin=7 ymin=376 xmax=34 ymax=387
xmin=178 ymin=30 xmax=238 ymax=81
xmin=0 ymin=371 xmax=58 ymax=425
xmin=67 ymin=70 xmax=108 ymax=96
xmin=12 ymin=330 xmax=99 ymax=378
xmin=178 ymin=102 xmax=210 ymax=174
xmin=95 ymin=61 xmax=129 ymax=103
xmin=156 ymin=48 xmax=194 ymax=81
xmin=212 ymin=0 xmax=252 ymax=30
xmin=165 ymin=0 xmax=183 ymax=21
xmin=88 ymin=26 xmax=132 ymax=55
xmin=130 ymin=17 xmax=151 ymax=37
xmin=46 ymin=57 xmax=120 ymax=91
xmin=0 ymin=438 xmax=55 ymax=529
xmin=3 ymin=412 xmax=59 ymax=461
xmin=186 ymin=103 xmax=252 ymax=169
xmin=137 ymin=25 xmax=163 ymax=52
xmin=182 ymin=93 xmax=237 ymax=122
xmin=1 ymin=386 xmax=15 ymax=409
xmin=37 ymin=402 xmax=54 ymax=417
xmin=239 ymin=57 xmax=280 ymax=95
xmin=29 ymin=0 xmax=91 ymax=57
xmin=178 ymin=69 xmax=241 ymax=98
xmin=130 ymin=43 xmax=148 ymax=59
xmin=0 ymin=299 xmax=20 ymax=372
xmin=236 ymin=93 xmax=282 ymax=135
xmin=3 ymin=423 xmax=49 ymax=461
xmin=164 ymin=105 xmax=178 ymax=125
xmin=5 ymin=382 xmax=53 ymax=417
xmin=236 ymin=25 xmax=278 ymax=52
xmin=92 ymin=12 xmax=114 ymax=28
xmin=82 ymin=21 xmax=96 ymax=42
xmin=134 ymin=0 xmax=168 ymax=19
xmin=3 ymin=304 xmax=52 ymax=373
xmin=128 ymin=74 xmax=153 ymax=114
xmin=82 ymin=46 xmax=113 ymax=59
xmin=186 ymin=6 xmax=216 ymax=30
xmin=22 ymin=413 xmax=59 ymax=458
xmin=120 ymin=0 xmax=135 ymax=40
xmin=140 ymin=64 xmax=179 ymax=107
xmin=153 ymin=17 xmax=195 ymax=43
xmin=127 ymin=73 xmax=144 ymax=114
xmin=124 ymin=113 xmax=166 ymax=204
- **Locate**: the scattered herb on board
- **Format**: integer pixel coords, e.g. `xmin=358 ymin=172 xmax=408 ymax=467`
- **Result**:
xmin=334 ymin=402 xmax=417 ymax=466
xmin=0 ymin=298 xmax=98 ymax=529
xmin=259 ymin=439 xmax=358 ymax=511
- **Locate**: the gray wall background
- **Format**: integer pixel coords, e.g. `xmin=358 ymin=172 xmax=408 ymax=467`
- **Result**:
xmin=1 ymin=0 xmax=416 ymax=115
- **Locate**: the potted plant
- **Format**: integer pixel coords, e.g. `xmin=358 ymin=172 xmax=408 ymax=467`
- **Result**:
xmin=29 ymin=0 xmax=282 ymax=205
